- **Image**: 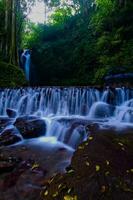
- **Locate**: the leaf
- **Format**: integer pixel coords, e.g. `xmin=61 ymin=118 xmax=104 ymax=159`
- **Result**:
xmin=96 ymin=165 xmax=100 ymax=172
xmin=118 ymin=142 xmax=124 ymax=146
xmin=58 ymin=184 xmax=62 ymax=189
xmin=85 ymin=142 xmax=88 ymax=146
xmin=101 ymin=185 xmax=106 ymax=193
xmin=67 ymin=188 xmax=72 ymax=194
xmin=44 ymin=190 xmax=48 ymax=196
xmin=67 ymin=169 xmax=74 ymax=174
xmin=31 ymin=163 xmax=39 ymax=170
xmin=64 ymin=195 xmax=78 ymax=200
xmin=106 ymin=160 xmax=110 ymax=165
xmin=89 ymin=136 xmax=93 ymax=141
xmin=52 ymin=191 xmax=58 ymax=197
xmin=85 ymin=161 xmax=90 ymax=167
xmin=78 ymin=146 xmax=84 ymax=150
xmin=105 ymin=171 xmax=110 ymax=176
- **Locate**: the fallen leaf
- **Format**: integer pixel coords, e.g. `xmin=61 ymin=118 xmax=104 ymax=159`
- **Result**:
xmin=78 ymin=146 xmax=84 ymax=150
xmin=118 ymin=142 xmax=124 ymax=146
xmin=101 ymin=185 xmax=106 ymax=193
xmin=85 ymin=161 xmax=90 ymax=167
xmin=96 ymin=165 xmax=100 ymax=172
xmin=64 ymin=195 xmax=78 ymax=200
xmin=89 ymin=136 xmax=93 ymax=141
xmin=31 ymin=163 xmax=39 ymax=170
xmin=44 ymin=190 xmax=48 ymax=196
xmin=52 ymin=191 xmax=58 ymax=197
xmin=106 ymin=160 xmax=110 ymax=165
xmin=67 ymin=169 xmax=74 ymax=174
xmin=105 ymin=171 xmax=110 ymax=176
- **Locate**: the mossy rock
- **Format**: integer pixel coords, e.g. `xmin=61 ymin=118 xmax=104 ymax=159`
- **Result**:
xmin=0 ymin=61 xmax=27 ymax=87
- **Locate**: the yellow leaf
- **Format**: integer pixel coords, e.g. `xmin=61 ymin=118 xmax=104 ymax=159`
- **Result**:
xmin=67 ymin=169 xmax=74 ymax=174
xmin=31 ymin=163 xmax=39 ymax=170
xmin=78 ymin=146 xmax=84 ymax=150
xmin=67 ymin=188 xmax=72 ymax=194
xmin=58 ymin=184 xmax=62 ymax=189
xmin=64 ymin=195 xmax=78 ymax=200
xmin=44 ymin=190 xmax=48 ymax=196
xmin=118 ymin=142 xmax=124 ymax=146
xmin=85 ymin=161 xmax=90 ymax=167
xmin=96 ymin=165 xmax=100 ymax=172
xmin=101 ymin=185 xmax=106 ymax=193
xmin=105 ymin=171 xmax=110 ymax=176
xmin=52 ymin=191 xmax=58 ymax=197
xmin=106 ymin=160 xmax=110 ymax=165
xmin=130 ymin=169 xmax=133 ymax=173
xmin=89 ymin=136 xmax=93 ymax=141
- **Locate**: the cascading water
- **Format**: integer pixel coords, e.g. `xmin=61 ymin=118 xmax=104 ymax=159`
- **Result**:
xmin=0 ymin=87 xmax=132 ymax=148
xmin=21 ymin=49 xmax=31 ymax=81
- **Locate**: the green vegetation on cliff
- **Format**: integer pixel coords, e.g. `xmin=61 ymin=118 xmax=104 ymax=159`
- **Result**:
xmin=23 ymin=0 xmax=133 ymax=86
xmin=0 ymin=62 xmax=26 ymax=87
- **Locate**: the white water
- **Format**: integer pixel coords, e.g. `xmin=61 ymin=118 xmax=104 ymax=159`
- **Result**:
xmin=21 ymin=50 xmax=31 ymax=81
xmin=0 ymin=87 xmax=132 ymax=147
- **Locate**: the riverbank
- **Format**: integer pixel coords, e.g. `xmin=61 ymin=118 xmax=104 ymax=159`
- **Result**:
xmin=0 ymin=62 xmax=27 ymax=87
xmin=41 ymin=130 xmax=133 ymax=200
xmin=0 ymin=126 xmax=133 ymax=200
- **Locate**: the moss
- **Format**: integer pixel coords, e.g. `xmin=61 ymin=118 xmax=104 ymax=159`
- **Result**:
xmin=0 ymin=61 xmax=27 ymax=87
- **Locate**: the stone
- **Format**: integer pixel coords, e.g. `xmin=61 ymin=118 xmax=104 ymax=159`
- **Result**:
xmin=0 ymin=127 xmax=21 ymax=146
xmin=6 ymin=108 xmax=17 ymax=118
xmin=14 ymin=117 xmax=46 ymax=139
xmin=0 ymin=117 xmax=14 ymax=133
xmin=0 ymin=161 xmax=16 ymax=174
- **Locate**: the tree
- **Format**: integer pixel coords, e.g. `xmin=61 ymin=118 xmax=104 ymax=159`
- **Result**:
xmin=0 ymin=0 xmax=35 ymax=65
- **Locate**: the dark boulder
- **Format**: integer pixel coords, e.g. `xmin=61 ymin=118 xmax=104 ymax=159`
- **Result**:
xmin=0 ymin=127 xmax=21 ymax=146
xmin=6 ymin=108 xmax=17 ymax=118
xmin=0 ymin=117 xmax=13 ymax=133
xmin=14 ymin=117 xmax=46 ymax=139
xmin=0 ymin=160 xmax=17 ymax=174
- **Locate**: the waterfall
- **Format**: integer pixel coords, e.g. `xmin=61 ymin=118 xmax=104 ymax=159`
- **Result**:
xmin=0 ymin=87 xmax=132 ymax=148
xmin=21 ymin=49 xmax=31 ymax=81
xmin=0 ymin=87 xmax=132 ymax=118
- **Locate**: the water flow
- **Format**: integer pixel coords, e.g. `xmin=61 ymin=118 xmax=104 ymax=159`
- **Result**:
xmin=21 ymin=50 xmax=31 ymax=81
xmin=0 ymin=87 xmax=132 ymax=147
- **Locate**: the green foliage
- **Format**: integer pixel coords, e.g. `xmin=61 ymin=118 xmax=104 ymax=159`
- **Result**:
xmin=0 ymin=62 xmax=27 ymax=87
xmin=49 ymin=7 xmax=73 ymax=25
xmin=23 ymin=0 xmax=133 ymax=86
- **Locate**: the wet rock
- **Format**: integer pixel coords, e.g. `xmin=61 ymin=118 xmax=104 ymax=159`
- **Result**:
xmin=0 ymin=161 xmax=16 ymax=174
xmin=0 ymin=117 xmax=13 ymax=133
xmin=0 ymin=128 xmax=22 ymax=146
xmin=89 ymin=102 xmax=115 ymax=118
xmin=6 ymin=108 xmax=17 ymax=118
xmin=15 ymin=115 xmax=38 ymax=122
xmin=86 ymin=123 xmax=99 ymax=133
xmin=42 ymin=132 xmax=133 ymax=200
xmin=14 ymin=117 xmax=46 ymax=139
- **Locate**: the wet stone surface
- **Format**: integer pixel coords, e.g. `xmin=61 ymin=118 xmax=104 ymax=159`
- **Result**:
xmin=0 ymin=138 xmax=73 ymax=200
xmin=41 ymin=130 xmax=133 ymax=200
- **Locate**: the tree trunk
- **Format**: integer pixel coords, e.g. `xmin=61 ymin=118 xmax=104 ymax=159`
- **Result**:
xmin=3 ymin=0 xmax=18 ymax=65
